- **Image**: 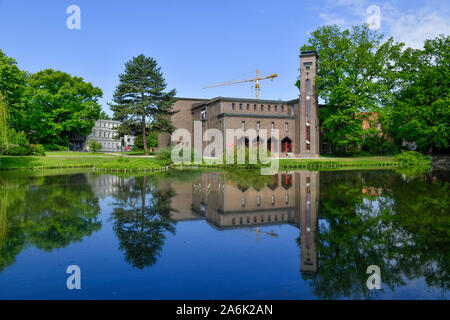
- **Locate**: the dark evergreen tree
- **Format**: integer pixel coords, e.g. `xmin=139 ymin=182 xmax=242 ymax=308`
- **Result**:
xmin=110 ymin=55 xmax=177 ymax=154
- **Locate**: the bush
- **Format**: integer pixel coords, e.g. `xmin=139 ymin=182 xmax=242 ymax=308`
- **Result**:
xmin=6 ymin=145 xmax=30 ymax=156
xmin=156 ymin=147 xmax=173 ymax=162
xmin=29 ymin=144 xmax=46 ymax=156
xmin=395 ymin=150 xmax=430 ymax=164
xmin=156 ymin=147 xmax=203 ymax=165
xmin=88 ymin=141 xmax=103 ymax=153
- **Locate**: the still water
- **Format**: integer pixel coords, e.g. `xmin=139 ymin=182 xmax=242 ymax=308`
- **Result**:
xmin=0 ymin=168 xmax=448 ymax=299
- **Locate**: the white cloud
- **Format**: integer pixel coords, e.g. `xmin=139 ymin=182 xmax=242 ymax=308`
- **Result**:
xmin=318 ymin=0 xmax=450 ymax=48
xmin=385 ymin=7 xmax=450 ymax=48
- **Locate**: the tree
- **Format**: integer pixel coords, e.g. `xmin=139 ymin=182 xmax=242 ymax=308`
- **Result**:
xmin=390 ymin=35 xmax=450 ymax=154
xmin=99 ymin=109 xmax=111 ymax=120
xmin=0 ymin=50 xmax=26 ymax=132
xmin=0 ymin=91 xmax=8 ymax=151
xmin=110 ymin=54 xmax=177 ymax=154
xmin=23 ymin=69 xmax=102 ymax=150
xmin=299 ymin=25 xmax=403 ymax=153
xmin=88 ymin=140 xmax=103 ymax=153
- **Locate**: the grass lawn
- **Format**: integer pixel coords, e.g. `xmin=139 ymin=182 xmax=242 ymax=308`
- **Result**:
xmin=0 ymin=151 xmax=424 ymax=172
xmin=0 ymin=151 xmax=167 ymax=170
xmin=279 ymin=156 xmax=397 ymax=167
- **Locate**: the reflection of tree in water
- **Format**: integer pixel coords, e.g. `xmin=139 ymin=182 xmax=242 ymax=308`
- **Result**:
xmin=0 ymin=173 xmax=102 ymax=273
xmin=301 ymin=170 xmax=449 ymax=299
xmin=111 ymin=176 xmax=177 ymax=269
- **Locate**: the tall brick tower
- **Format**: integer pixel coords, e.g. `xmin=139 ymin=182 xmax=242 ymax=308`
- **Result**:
xmin=298 ymin=51 xmax=319 ymax=157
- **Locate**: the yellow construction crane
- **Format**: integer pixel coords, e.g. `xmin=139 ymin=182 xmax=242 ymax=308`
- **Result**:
xmin=203 ymin=69 xmax=278 ymax=99
xmin=244 ymin=227 xmax=278 ymax=242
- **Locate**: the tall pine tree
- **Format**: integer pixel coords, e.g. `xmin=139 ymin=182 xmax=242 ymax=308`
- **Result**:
xmin=110 ymin=55 xmax=177 ymax=154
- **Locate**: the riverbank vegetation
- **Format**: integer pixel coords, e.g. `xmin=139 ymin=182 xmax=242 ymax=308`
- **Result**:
xmin=0 ymin=149 xmax=431 ymax=171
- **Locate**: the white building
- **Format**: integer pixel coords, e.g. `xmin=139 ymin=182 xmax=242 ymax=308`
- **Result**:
xmin=70 ymin=120 xmax=135 ymax=152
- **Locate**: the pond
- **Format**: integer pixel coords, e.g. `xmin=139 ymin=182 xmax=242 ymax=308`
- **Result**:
xmin=0 ymin=168 xmax=448 ymax=299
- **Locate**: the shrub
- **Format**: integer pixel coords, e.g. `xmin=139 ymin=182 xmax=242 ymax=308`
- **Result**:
xmin=88 ymin=141 xmax=103 ymax=153
xmin=156 ymin=147 xmax=203 ymax=165
xmin=6 ymin=145 xmax=30 ymax=156
xmin=29 ymin=144 xmax=46 ymax=156
xmin=156 ymin=147 xmax=173 ymax=163
xmin=395 ymin=150 xmax=430 ymax=164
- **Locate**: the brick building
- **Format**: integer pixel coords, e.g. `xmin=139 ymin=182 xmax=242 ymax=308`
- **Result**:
xmin=158 ymin=51 xmax=320 ymax=158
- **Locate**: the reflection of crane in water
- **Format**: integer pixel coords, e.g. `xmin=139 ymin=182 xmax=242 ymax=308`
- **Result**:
xmin=244 ymin=227 xmax=278 ymax=241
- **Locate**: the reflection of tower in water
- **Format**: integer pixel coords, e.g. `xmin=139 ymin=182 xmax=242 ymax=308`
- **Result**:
xmin=299 ymin=172 xmax=318 ymax=274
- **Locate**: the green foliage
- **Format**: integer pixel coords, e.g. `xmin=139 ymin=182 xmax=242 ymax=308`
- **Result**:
xmin=390 ymin=35 xmax=450 ymax=154
xmin=110 ymin=54 xmax=177 ymax=154
xmin=28 ymin=144 xmax=45 ymax=156
xmin=22 ymin=69 xmax=102 ymax=149
xmin=0 ymin=128 xmax=45 ymax=156
xmin=361 ymin=129 xmax=398 ymax=155
xmin=99 ymin=109 xmax=111 ymax=120
xmin=156 ymin=147 xmax=202 ymax=165
xmin=394 ymin=150 xmax=430 ymax=165
xmin=300 ymin=25 xmax=403 ymax=153
xmin=134 ymin=131 xmax=158 ymax=149
xmin=88 ymin=141 xmax=103 ymax=153
xmin=155 ymin=147 xmax=173 ymax=163
xmin=5 ymin=145 xmax=29 ymax=156
xmin=0 ymin=50 xmax=26 ymax=132
xmin=0 ymin=91 xmax=8 ymax=149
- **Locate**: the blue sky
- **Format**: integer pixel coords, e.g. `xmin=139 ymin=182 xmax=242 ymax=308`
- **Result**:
xmin=1 ymin=0 xmax=448 ymax=116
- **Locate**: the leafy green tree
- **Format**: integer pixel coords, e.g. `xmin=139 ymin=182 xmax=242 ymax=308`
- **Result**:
xmin=299 ymin=25 xmax=403 ymax=154
xmin=99 ymin=109 xmax=111 ymax=120
xmin=88 ymin=140 xmax=103 ymax=153
xmin=22 ymin=69 xmax=102 ymax=150
xmin=110 ymin=54 xmax=177 ymax=154
xmin=0 ymin=50 xmax=26 ymax=132
xmin=390 ymin=35 xmax=449 ymax=154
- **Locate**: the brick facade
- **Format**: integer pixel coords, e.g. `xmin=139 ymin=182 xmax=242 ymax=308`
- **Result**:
xmin=158 ymin=51 xmax=320 ymax=158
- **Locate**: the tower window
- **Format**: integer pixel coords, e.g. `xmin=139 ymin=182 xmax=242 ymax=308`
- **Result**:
xmin=232 ymin=103 xmax=235 ymax=110
xmin=254 ymin=104 xmax=257 ymax=111
xmin=256 ymin=121 xmax=260 ymax=130
xmin=274 ymin=105 xmax=278 ymax=111
xmin=239 ymin=103 xmax=243 ymax=110
xmin=261 ymin=105 xmax=264 ymax=111
xmin=285 ymin=122 xmax=289 ymax=132
xmin=268 ymin=105 xmax=271 ymax=111
xmin=281 ymin=105 xmax=285 ymax=112
xmin=246 ymin=104 xmax=249 ymax=110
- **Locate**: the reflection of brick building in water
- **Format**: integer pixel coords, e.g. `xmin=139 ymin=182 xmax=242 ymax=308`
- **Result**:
xmin=166 ymin=171 xmax=319 ymax=275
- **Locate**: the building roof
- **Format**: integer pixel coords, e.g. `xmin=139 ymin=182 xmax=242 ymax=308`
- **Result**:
xmin=190 ymin=96 xmax=298 ymax=111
